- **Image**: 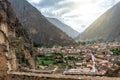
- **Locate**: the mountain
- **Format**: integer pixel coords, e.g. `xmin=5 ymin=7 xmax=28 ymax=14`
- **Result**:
xmin=76 ymin=2 xmax=120 ymax=42
xmin=8 ymin=0 xmax=75 ymax=46
xmin=47 ymin=17 xmax=79 ymax=38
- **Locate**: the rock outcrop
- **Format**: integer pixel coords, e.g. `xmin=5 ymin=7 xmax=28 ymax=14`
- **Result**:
xmin=0 ymin=0 xmax=35 ymax=79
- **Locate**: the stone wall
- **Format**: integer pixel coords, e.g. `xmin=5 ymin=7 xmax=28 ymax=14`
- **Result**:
xmin=7 ymin=74 xmax=77 ymax=80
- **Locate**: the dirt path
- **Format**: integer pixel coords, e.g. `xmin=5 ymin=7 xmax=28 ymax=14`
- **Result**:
xmin=7 ymin=71 xmax=120 ymax=80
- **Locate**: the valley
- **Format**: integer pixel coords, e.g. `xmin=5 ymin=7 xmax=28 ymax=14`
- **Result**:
xmin=2 ymin=42 xmax=120 ymax=80
xmin=0 ymin=0 xmax=120 ymax=80
xmin=35 ymin=42 xmax=120 ymax=76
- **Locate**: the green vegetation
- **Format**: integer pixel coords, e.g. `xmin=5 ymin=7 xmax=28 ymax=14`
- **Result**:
xmin=37 ymin=56 xmax=54 ymax=65
xmin=77 ymin=39 xmax=106 ymax=45
xmin=37 ymin=52 xmax=64 ymax=66
xmin=33 ymin=42 xmax=42 ymax=47
xmin=110 ymin=48 xmax=120 ymax=55
xmin=65 ymin=56 xmax=78 ymax=61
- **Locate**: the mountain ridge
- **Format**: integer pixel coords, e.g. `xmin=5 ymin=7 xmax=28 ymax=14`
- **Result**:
xmin=76 ymin=2 xmax=120 ymax=42
xmin=8 ymin=0 xmax=75 ymax=46
xmin=47 ymin=17 xmax=79 ymax=38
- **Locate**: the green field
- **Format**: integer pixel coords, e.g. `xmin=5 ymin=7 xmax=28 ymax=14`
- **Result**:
xmin=37 ymin=56 xmax=54 ymax=65
xmin=37 ymin=53 xmax=63 ymax=66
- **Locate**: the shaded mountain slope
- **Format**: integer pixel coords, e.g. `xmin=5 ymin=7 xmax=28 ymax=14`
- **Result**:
xmin=8 ymin=0 xmax=75 ymax=46
xmin=47 ymin=17 xmax=79 ymax=38
xmin=76 ymin=2 xmax=120 ymax=42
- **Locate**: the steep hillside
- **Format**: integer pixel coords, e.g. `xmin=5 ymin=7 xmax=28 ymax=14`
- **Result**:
xmin=8 ymin=0 xmax=75 ymax=46
xmin=47 ymin=17 xmax=79 ymax=38
xmin=76 ymin=2 xmax=120 ymax=42
xmin=0 ymin=0 xmax=35 ymax=79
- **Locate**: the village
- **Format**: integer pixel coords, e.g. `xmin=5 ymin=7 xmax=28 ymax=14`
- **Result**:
xmin=36 ymin=42 xmax=120 ymax=76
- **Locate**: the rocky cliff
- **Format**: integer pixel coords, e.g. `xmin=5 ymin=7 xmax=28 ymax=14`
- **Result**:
xmin=0 ymin=0 xmax=35 ymax=79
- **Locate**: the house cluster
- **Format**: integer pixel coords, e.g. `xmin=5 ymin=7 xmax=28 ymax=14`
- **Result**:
xmin=36 ymin=42 xmax=120 ymax=75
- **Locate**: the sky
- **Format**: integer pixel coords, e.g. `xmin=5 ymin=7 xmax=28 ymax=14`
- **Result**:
xmin=27 ymin=0 xmax=120 ymax=33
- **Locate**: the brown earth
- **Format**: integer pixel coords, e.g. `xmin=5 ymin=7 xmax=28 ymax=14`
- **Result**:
xmin=0 ymin=52 xmax=8 ymax=80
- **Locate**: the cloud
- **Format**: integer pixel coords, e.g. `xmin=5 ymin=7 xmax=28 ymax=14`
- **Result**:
xmin=28 ymin=0 xmax=120 ymax=32
xmin=28 ymin=0 xmax=42 ymax=4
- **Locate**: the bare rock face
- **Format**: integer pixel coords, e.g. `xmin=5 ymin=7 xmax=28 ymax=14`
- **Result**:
xmin=0 ymin=31 xmax=6 ymax=43
xmin=0 ymin=0 xmax=36 ymax=79
xmin=0 ymin=48 xmax=8 ymax=79
xmin=8 ymin=0 xmax=75 ymax=47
